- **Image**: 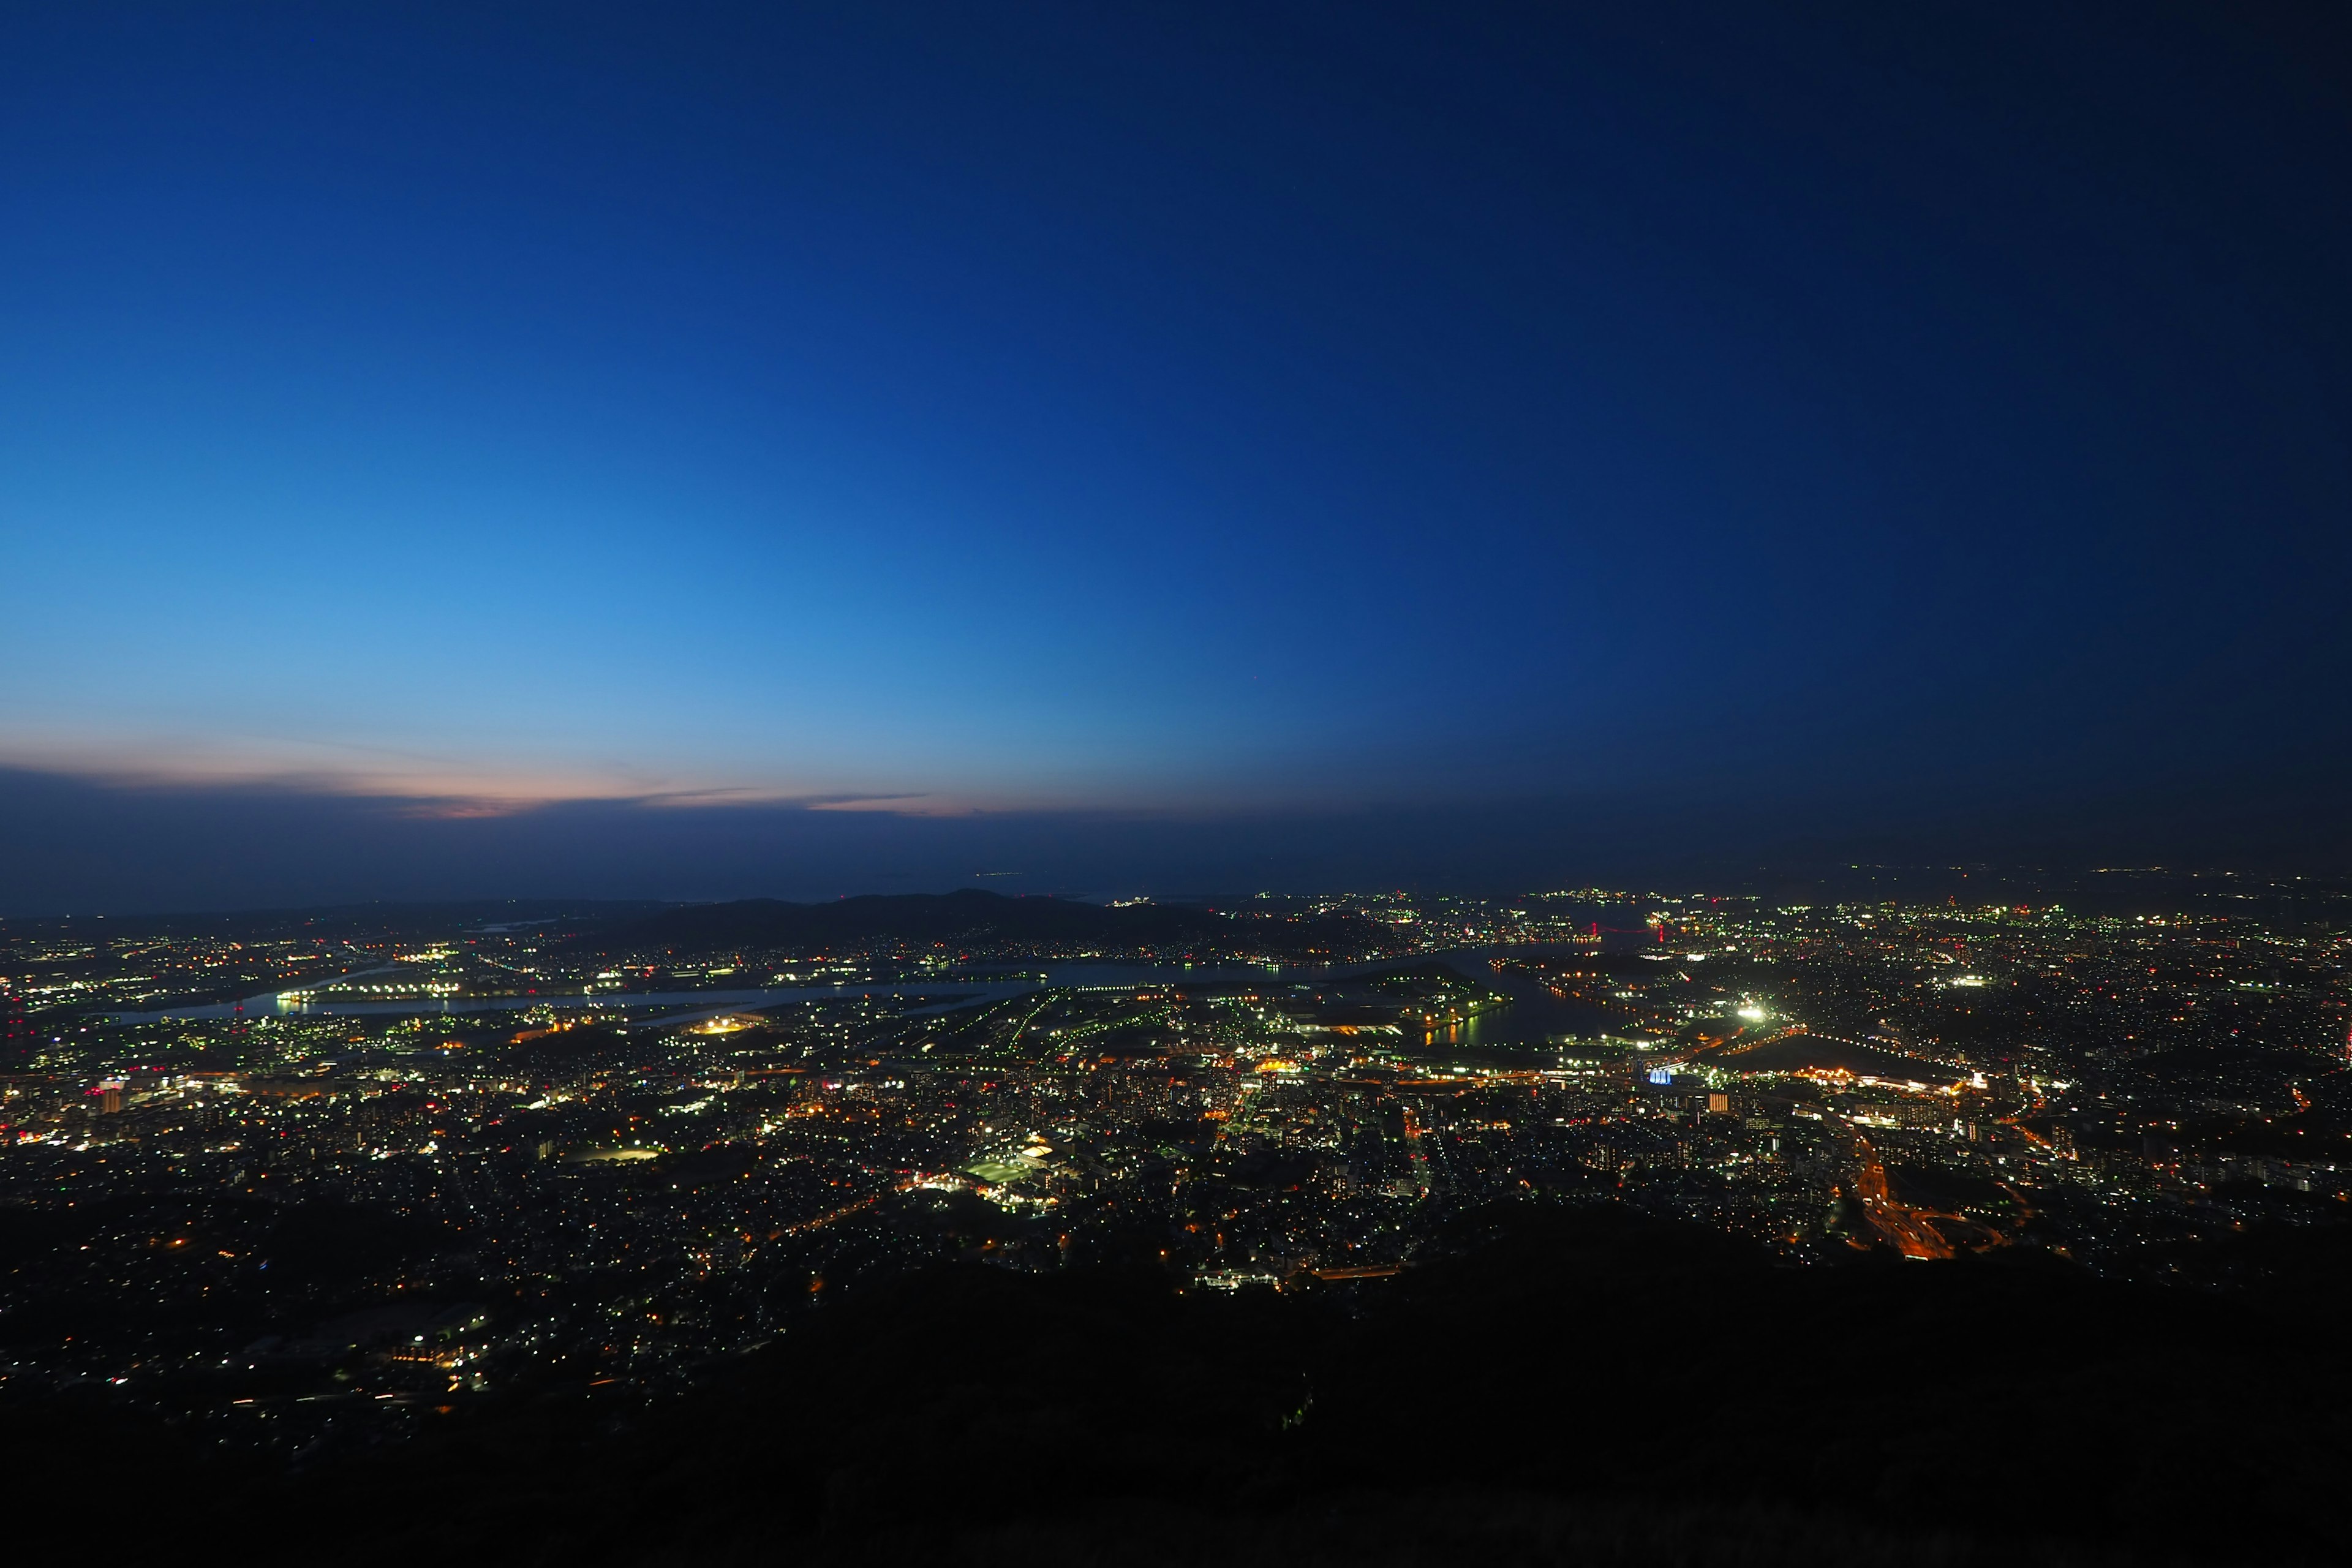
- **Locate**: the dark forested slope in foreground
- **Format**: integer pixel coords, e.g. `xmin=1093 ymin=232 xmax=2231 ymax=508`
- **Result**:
xmin=564 ymin=889 xmax=1373 ymax=960
xmin=15 ymin=1205 xmax=2352 ymax=1567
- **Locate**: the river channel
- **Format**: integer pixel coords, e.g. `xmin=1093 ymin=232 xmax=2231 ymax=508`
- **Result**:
xmin=115 ymin=943 xmax=1621 ymax=1042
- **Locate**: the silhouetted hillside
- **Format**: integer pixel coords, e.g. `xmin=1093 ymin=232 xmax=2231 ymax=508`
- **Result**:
xmin=12 ymin=1204 xmax=2349 ymax=1566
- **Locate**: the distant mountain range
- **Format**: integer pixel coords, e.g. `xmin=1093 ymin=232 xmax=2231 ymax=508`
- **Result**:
xmin=566 ymin=888 xmax=1316 ymax=957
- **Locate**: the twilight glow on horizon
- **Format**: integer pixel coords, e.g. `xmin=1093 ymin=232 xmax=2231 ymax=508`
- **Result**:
xmin=2 ymin=4 xmax=2348 ymax=903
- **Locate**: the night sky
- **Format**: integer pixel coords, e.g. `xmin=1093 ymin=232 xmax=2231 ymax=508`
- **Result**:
xmin=3 ymin=4 xmax=2348 ymax=910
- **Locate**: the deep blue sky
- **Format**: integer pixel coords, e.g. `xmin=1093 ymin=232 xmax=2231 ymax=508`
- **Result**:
xmin=2 ymin=4 xmax=2348 ymax=908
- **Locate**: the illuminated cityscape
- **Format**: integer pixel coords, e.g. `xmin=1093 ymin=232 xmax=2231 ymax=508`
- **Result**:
xmin=9 ymin=880 xmax=2352 ymax=1466
xmin=7 ymin=2 xmax=2352 ymax=1562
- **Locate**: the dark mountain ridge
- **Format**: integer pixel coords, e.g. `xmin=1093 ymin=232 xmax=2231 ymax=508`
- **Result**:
xmin=567 ymin=889 xmax=1351 ymax=959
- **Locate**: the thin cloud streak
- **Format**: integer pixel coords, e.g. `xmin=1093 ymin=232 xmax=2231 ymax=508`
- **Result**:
xmin=0 ymin=736 xmax=986 ymax=818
